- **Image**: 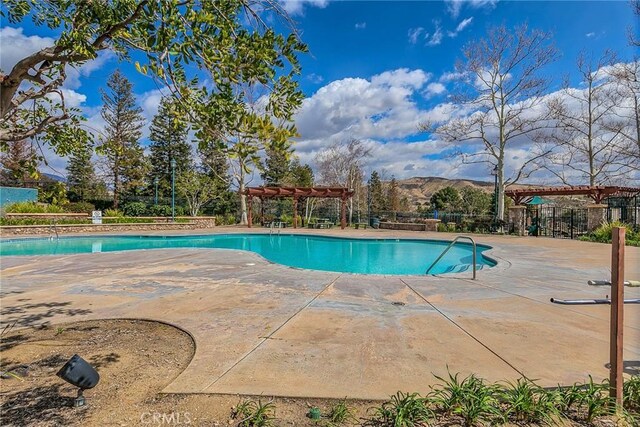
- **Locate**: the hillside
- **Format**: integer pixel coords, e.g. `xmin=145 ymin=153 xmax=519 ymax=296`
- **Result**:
xmin=396 ymin=176 xmax=494 ymax=207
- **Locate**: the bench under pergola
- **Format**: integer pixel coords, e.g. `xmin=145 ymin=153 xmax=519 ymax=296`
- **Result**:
xmin=505 ymin=186 xmax=640 ymax=205
xmin=244 ymin=186 xmax=354 ymax=229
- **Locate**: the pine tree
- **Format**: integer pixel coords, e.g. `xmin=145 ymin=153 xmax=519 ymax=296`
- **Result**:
xmin=66 ymin=143 xmax=98 ymax=201
xmin=368 ymin=171 xmax=385 ymax=212
xmin=387 ymin=176 xmax=400 ymax=219
xmin=98 ymin=70 xmax=146 ymax=208
xmin=261 ymin=147 xmax=290 ymax=186
xmin=198 ymin=142 xmax=235 ymax=216
xmin=0 ymin=140 xmax=37 ymax=187
xmin=148 ymin=97 xmax=193 ymax=199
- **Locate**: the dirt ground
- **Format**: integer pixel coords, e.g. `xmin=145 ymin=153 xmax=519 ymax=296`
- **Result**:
xmin=0 ymin=319 xmax=377 ymax=427
xmin=0 ymin=319 xmax=634 ymax=427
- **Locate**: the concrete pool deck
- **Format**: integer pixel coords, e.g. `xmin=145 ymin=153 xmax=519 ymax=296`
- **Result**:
xmin=1 ymin=227 xmax=639 ymax=400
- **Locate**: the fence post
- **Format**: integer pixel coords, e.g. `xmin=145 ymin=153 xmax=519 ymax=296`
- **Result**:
xmin=570 ymin=210 xmax=574 ymax=240
xmin=609 ymin=227 xmax=625 ymax=412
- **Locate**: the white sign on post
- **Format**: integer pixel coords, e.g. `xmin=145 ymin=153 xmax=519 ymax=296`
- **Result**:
xmin=92 ymin=210 xmax=102 ymax=224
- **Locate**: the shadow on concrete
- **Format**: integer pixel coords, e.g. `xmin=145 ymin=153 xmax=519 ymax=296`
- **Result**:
xmin=0 ymin=301 xmax=92 ymax=328
xmin=604 ymin=360 xmax=640 ymax=376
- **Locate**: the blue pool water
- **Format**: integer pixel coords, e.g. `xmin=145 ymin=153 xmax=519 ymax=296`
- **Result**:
xmin=0 ymin=234 xmax=496 ymax=275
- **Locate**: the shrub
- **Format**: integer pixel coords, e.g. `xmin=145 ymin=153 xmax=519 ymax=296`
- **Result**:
xmin=437 ymin=223 xmax=448 ymax=232
xmin=624 ymin=375 xmax=640 ymax=413
xmin=63 ymin=201 xmax=95 ymax=214
xmin=500 ymin=378 xmax=559 ymax=424
xmin=104 ymin=208 xmax=123 ymax=217
xmin=232 ymin=399 xmax=276 ymax=427
xmin=431 ymin=371 xmax=502 ymax=427
xmin=148 ymin=204 xmax=172 ymax=217
xmin=122 ymin=202 xmax=148 ymax=217
xmin=580 ymin=221 xmax=640 ymax=246
xmin=327 ymin=399 xmax=356 ymax=426
xmin=5 ymin=202 xmax=65 ymax=213
xmin=365 ymin=392 xmax=433 ymax=427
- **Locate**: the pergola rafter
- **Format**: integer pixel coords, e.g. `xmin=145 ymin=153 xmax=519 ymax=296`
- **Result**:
xmin=505 ymin=186 xmax=640 ymax=205
xmin=244 ymin=186 xmax=354 ymax=229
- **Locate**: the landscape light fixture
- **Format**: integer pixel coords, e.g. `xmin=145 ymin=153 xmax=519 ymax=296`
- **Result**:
xmin=171 ymin=158 xmax=176 ymax=222
xmin=154 ymin=177 xmax=159 ymax=205
xmin=56 ymin=354 xmax=100 ymax=407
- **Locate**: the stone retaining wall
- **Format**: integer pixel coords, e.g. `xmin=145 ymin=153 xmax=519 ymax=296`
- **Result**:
xmin=379 ymin=220 xmax=440 ymax=232
xmin=0 ymin=218 xmax=216 ymax=236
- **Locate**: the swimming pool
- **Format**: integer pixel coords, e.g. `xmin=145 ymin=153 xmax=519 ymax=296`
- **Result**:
xmin=0 ymin=234 xmax=496 ymax=275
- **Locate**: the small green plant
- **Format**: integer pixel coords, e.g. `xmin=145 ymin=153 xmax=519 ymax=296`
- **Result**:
xmin=500 ymin=378 xmax=559 ymax=425
xmin=103 ymin=208 xmax=123 ymax=217
xmin=364 ymin=392 xmax=433 ymax=427
xmin=624 ymin=375 xmax=640 ymax=413
xmin=55 ymin=327 xmax=65 ymax=336
xmin=232 ymin=399 xmax=276 ymax=427
xmin=431 ymin=371 xmax=501 ymax=427
xmin=326 ymin=399 xmax=356 ymax=426
xmin=576 ymin=376 xmax=612 ymax=423
xmin=554 ymin=382 xmax=590 ymax=415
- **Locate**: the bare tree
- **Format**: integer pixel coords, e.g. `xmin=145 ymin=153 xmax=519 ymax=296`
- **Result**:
xmin=543 ymin=51 xmax=633 ymax=185
xmin=607 ymin=59 xmax=640 ymax=171
xmin=629 ymin=0 xmax=640 ymax=47
xmin=315 ymin=139 xmax=371 ymax=223
xmin=421 ymin=24 xmax=558 ymax=222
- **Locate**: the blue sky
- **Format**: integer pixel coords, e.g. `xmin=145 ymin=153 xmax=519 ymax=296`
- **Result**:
xmin=0 ymin=0 xmax=637 ymax=182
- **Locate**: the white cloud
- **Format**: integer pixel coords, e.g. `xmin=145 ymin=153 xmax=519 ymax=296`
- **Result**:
xmin=278 ymin=0 xmax=328 ymax=16
xmin=408 ymin=27 xmax=425 ymax=44
xmin=445 ymin=0 xmax=498 ymax=19
xmin=355 ymin=22 xmax=366 ymax=30
xmin=427 ymin=22 xmax=443 ymax=46
xmin=448 ymin=17 xmax=474 ymax=37
xmin=423 ymin=82 xmax=447 ymax=98
xmin=371 ymin=68 xmax=431 ymax=89
xmin=439 ymin=71 xmax=467 ymax=82
xmin=0 ymin=27 xmax=54 ymax=72
xmin=586 ymin=32 xmax=596 ymax=38
xmin=292 ymin=62 xmax=639 ymax=183
xmin=306 ymin=73 xmax=324 ymax=84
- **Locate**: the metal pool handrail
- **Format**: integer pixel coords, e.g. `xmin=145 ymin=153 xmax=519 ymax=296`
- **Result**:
xmin=425 ymin=235 xmax=477 ymax=279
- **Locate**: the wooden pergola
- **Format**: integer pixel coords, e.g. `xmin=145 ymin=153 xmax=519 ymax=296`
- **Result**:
xmin=505 ymin=186 xmax=640 ymax=205
xmin=244 ymin=187 xmax=354 ymax=229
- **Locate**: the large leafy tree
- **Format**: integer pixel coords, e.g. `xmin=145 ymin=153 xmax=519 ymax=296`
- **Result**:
xmin=148 ymin=97 xmax=193 ymax=198
xmin=1 ymin=0 xmax=307 ymax=172
xmin=430 ymin=187 xmax=461 ymax=212
xmin=98 ymin=70 xmax=146 ymax=208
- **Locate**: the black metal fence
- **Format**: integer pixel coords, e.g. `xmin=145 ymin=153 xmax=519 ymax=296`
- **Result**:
xmin=525 ymin=206 xmax=589 ymax=239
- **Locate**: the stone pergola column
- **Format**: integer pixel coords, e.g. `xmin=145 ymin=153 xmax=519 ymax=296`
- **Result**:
xmin=293 ymin=197 xmax=298 ymax=228
xmin=508 ymin=205 xmax=527 ymax=236
xmin=587 ymin=204 xmax=607 ymax=231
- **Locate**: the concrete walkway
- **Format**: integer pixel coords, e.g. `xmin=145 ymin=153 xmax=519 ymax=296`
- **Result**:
xmin=1 ymin=228 xmax=638 ymax=399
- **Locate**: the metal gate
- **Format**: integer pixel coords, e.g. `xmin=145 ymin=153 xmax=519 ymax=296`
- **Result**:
xmin=526 ymin=206 xmax=588 ymax=239
xmin=607 ymin=196 xmax=640 ymax=229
